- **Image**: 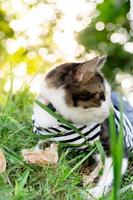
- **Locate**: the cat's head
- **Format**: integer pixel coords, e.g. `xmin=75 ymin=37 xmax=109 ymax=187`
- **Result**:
xmin=45 ymin=56 xmax=108 ymax=109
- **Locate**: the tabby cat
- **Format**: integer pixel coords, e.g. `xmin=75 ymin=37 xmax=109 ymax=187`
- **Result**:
xmin=33 ymin=57 xmax=133 ymax=199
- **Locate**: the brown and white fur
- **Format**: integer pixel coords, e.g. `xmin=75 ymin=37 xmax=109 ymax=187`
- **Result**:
xmin=33 ymin=57 xmax=128 ymax=199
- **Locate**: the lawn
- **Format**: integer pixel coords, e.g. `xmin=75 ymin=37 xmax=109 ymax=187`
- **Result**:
xmin=0 ymin=87 xmax=133 ymax=200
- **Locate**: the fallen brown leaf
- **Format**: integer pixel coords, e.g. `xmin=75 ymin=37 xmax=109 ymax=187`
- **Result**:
xmin=0 ymin=149 xmax=6 ymax=173
xmin=22 ymin=143 xmax=58 ymax=166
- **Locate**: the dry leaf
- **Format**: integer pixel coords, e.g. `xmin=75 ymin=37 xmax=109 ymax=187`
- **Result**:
xmin=0 ymin=149 xmax=6 ymax=173
xmin=22 ymin=143 xmax=58 ymax=166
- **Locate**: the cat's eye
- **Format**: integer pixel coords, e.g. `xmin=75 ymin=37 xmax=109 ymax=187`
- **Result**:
xmin=99 ymin=92 xmax=105 ymax=101
xmin=73 ymin=92 xmax=96 ymax=101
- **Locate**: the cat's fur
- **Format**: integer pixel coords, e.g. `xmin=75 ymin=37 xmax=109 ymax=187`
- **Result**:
xmin=33 ymin=57 xmax=128 ymax=199
xmin=35 ymin=57 xmax=112 ymax=126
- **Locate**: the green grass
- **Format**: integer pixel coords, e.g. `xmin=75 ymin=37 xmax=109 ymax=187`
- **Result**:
xmin=0 ymin=87 xmax=133 ymax=200
xmin=109 ymin=109 xmax=123 ymax=200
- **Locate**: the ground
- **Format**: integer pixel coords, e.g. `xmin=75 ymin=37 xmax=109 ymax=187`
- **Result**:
xmin=0 ymin=88 xmax=133 ymax=200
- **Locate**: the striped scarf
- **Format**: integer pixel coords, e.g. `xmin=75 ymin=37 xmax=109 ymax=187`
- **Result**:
xmin=33 ymin=92 xmax=133 ymax=152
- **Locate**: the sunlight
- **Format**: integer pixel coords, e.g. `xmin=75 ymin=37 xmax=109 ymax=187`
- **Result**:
xmin=110 ymin=32 xmax=129 ymax=45
xmin=53 ymin=30 xmax=79 ymax=61
xmin=124 ymin=42 xmax=133 ymax=53
xmin=4 ymin=77 xmax=24 ymax=93
xmin=10 ymin=4 xmax=54 ymax=32
xmin=95 ymin=21 xmax=105 ymax=31
xmin=116 ymin=73 xmax=133 ymax=106
xmin=29 ymin=74 xmax=44 ymax=93
xmin=5 ymin=37 xmax=26 ymax=54
xmin=56 ymin=0 xmax=95 ymax=17
xmin=0 ymin=0 xmax=133 ymax=97
xmin=13 ymin=63 xmax=27 ymax=77
xmin=121 ymin=77 xmax=133 ymax=90
xmin=0 ymin=70 xmax=4 ymax=79
xmin=7 ymin=0 xmax=96 ymax=61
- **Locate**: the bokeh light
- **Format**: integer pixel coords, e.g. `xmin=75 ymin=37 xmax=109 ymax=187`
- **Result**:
xmin=95 ymin=21 xmax=105 ymax=31
xmin=0 ymin=0 xmax=132 ymax=104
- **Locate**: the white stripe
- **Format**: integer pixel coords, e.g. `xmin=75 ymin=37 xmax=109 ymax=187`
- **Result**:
xmin=33 ymin=127 xmax=37 ymax=132
xmin=67 ymin=138 xmax=85 ymax=145
xmin=36 ymin=129 xmax=54 ymax=135
xmin=114 ymin=108 xmax=130 ymax=147
xmin=78 ymin=145 xmax=88 ymax=150
xmin=49 ymin=133 xmax=81 ymax=141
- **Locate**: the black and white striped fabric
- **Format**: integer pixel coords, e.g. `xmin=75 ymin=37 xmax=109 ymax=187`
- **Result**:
xmin=33 ymin=92 xmax=133 ymax=152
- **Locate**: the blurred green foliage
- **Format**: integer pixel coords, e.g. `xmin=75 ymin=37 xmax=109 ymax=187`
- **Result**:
xmin=79 ymin=0 xmax=133 ymax=82
xmin=0 ymin=0 xmax=132 ymax=95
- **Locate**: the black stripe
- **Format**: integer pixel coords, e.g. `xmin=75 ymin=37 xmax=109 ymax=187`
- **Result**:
xmin=48 ymin=103 xmax=56 ymax=112
xmin=58 ymin=125 xmax=87 ymax=136
xmin=114 ymin=112 xmax=120 ymax=132
xmin=114 ymin=111 xmax=119 ymax=124
xmin=59 ymin=136 xmax=82 ymax=143
xmin=114 ymin=105 xmax=120 ymax=112
xmin=87 ymin=131 xmax=100 ymax=141
xmin=59 ymin=124 xmax=71 ymax=130
xmin=114 ymin=118 xmax=119 ymax=133
xmin=125 ymin=122 xmax=132 ymax=148
xmin=35 ymin=130 xmax=37 ymax=134
xmin=51 ymin=134 xmax=82 ymax=143
xmin=51 ymin=129 xmax=100 ymax=143
xmin=114 ymin=111 xmax=127 ymax=136
xmin=49 ymin=127 xmax=61 ymax=133
xmin=36 ymin=127 xmax=51 ymax=133
xmin=43 ymin=128 xmax=51 ymax=133
xmin=125 ymin=117 xmax=132 ymax=134
xmin=84 ymin=124 xmax=100 ymax=136
xmin=36 ymin=127 xmax=44 ymax=131
xmin=114 ymin=110 xmax=124 ymax=134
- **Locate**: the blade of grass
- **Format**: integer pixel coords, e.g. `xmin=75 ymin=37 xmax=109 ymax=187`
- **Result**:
xmin=62 ymin=147 xmax=97 ymax=181
xmin=2 ymin=145 xmax=25 ymax=165
xmin=95 ymin=140 xmax=105 ymax=165
xmin=3 ymin=61 xmax=14 ymax=112
xmin=14 ymin=170 xmax=30 ymax=198
xmin=119 ymin=183 xmax=133 ymax=195
xmin=109 ymin=97 xmax=124 ymax=200
xmin=17 ymin=170 xmax=30 ymax=190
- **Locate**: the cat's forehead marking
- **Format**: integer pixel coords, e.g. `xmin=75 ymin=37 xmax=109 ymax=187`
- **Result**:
xmin=46 ymin=62 xmax=77 ymax=87
xmin=45 ymin=60 xmax=106 ymax=109
xmin=46 ymin=61 xmax=104 ymax=87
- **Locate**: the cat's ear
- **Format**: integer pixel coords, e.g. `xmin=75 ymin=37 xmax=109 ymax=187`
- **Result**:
xmin=96 ymin=56 xmax=106 ymax=69
xmin=75 ymin=56 xmax=106 ymax=82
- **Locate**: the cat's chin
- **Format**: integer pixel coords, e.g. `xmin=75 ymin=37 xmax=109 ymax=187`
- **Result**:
xmin=40 ymin=80 xmax=112 ymax=125
xmin=64 ymin=100 xmax=111 ymax=125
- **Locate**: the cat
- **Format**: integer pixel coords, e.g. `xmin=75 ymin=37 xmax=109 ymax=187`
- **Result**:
xmin=32 ymin=56 xmax=133 ymax=199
